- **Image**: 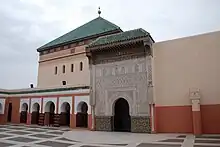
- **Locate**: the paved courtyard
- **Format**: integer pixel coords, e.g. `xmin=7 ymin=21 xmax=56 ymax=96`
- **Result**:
xmin=0 ymin=124 xmax=218 ymax=147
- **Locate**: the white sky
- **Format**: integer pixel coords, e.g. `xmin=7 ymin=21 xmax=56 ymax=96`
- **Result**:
xmin=0 ymin=0 xmax=220 ymax=89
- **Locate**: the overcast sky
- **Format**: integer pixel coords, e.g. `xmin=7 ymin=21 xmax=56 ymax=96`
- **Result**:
xmin=0 ymin=0 xmax=220 ymax=89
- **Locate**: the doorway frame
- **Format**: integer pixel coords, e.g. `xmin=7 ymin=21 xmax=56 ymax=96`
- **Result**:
xmin=113 ymin=98 xmax=131 ymax=132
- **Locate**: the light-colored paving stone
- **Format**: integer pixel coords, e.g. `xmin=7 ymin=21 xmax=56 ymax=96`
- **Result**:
xmin=181 ymin=135 xmax=194 ymax=147
xmin=1 ymin=124 xmax=220 ymax=147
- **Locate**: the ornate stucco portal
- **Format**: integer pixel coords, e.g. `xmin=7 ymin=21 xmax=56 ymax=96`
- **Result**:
xmin=87 ymin=29 xmax=154 ymax=133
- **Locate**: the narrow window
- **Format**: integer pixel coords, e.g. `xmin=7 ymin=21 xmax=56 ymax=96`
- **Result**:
xmin=55 ymin=66 xmax=58 ymax=75
xmin=71 ymin=64 xmax=74 ymax=72
xmin=80 ymin=62 xmax=83 ymax=71
xmin=63 ymin=65 xmax=65 ymax=73
xmin=62 ymin=81 xmax=66 ymax=85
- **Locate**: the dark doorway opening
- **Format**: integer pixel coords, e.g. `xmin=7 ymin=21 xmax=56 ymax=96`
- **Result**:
xmin=20 ymin=103 xmax=28 ymax=123
xmin=7 ymin=103 xmax=12 ymax=122
xmin=114 ymin=98 xmax=131 ymax=132
xmin=31 ymin=103 xmax=40 ymax=124
xmin=60 ymin=102 xmax=70 ymax=126
xmin=44 ymin=101 xmax=55 ymax=126
xmin=76 ymin=102 xmax=88 ymax=128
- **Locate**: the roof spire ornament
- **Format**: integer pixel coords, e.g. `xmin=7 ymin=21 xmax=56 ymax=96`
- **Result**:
xmin=98 ymin=7 xmax=101 ymax=17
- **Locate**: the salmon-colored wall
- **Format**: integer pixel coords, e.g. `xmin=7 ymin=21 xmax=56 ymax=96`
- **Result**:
xmin=37 ymin=53 xmax=90 ymax=89
xmin=6 ymin=98 xmax=20 ymax=124
xmin=88 ymin=114 xmax=92 ymax=130
xmin=153 ymin=31 xmax=220 ymax=106
xmin=70 ymin=96 xmax=75 ymax=128
xmin=2 ymin=93 xmax=88 ymax=128
xmin=155 ymin=106 xmax=193 ymax=133
xmin=192 ymin=111 xmax=202 ymax=135
xmin=0 ymin=114 xmax=5 ymax=124
xmin=201 ymin=104 xmax=220 ymax=134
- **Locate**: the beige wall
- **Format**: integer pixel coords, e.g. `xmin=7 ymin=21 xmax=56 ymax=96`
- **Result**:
xmin=37 ymin=52 xmax=90 ymax=88
xmin=153 ymin=31 xmax=220 ymax=106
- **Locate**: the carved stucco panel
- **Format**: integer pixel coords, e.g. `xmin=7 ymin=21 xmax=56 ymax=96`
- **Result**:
xmin=94 ymin=56 xmax=150 ymax=116
xmin=95 ymin=78 xmax=105 ymax=115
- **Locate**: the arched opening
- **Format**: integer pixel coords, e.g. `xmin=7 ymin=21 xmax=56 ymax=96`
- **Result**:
xmin=76 ymin=101 xmax=88 ymax=128
xmin=31 ymin=103 xmax=40 ymax=124
xmin=60 ymin=102 xmax=70 ymax=126
xmin=113 ymin=98 xmax=131 ymax=132
xmin=7 ymin=103 xmax=12 ymax=122
xmin=44 ymin=101 xmax=55 ymax=126
xmin=20 ymin=103 xmax=28 ymax=123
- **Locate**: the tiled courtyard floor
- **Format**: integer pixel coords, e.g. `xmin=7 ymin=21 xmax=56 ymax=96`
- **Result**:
xmin=0 ymin=124 xmax=219 ymax=147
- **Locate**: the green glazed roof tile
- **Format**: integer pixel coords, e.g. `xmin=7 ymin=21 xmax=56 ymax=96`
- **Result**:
xmin=87 ymin=28 xmax=150 ymax=48
xmin=37 ymin=17 xmax=121 ymax=51
xmin=0 ymin=86 xmax=89 ymax=95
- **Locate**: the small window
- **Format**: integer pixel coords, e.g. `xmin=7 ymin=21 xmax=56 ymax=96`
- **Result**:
xmin=71 ymin=64 xmax=74 ymax=72
xmin=80 ymin=62 xmax=83 ymax=71
xmin=64 ymin=46 xmax=68 ymax=49
xmin=60 ymin=46 xmax=64 ymax=50
xmin=68 ymin=44 xmax=71 ymax=48
xmin=62 ymin=81 xmax=66 ymax=85
xmin=62 ymin=65 xmax=65 ymax=73
xmin=78 ymin=41 xmax=84 ymax=46
xmin=55 ymin=66 xmax=58 ymax=75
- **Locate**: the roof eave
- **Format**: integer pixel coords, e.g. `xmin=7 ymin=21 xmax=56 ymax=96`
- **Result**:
xmin=87 ymin=36 xmax=148 ymax=51
xmin=37 ymin=28 xmax=122 ymax=52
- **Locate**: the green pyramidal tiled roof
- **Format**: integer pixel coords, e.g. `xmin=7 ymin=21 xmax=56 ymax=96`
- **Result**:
xmin=37 ymin=17 xmax=122 ymax=51
xmin=87 ymin=28 xmax=151 ymax=48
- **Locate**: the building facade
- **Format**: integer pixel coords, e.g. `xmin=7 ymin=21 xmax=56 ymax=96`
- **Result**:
xmin=0 ymin=15 xmax=220 ymax=134
xmin=87 ymin=29 xmax=154 ymax=133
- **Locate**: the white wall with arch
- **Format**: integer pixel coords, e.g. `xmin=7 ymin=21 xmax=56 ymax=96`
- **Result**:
xmin=30 ymin=98 xmax=41 ymax=113
xmin=74 ymin=96 xmax=91 ymax=114
xmin=43 ymin=97 xmax=57 ymax=113
xmin=19 ymin=98 xmax=30 ymax=113
xmin=0 ymin=99 xmax=5 ymax=114
xmin=58 ymin=96 xmax=72 ymax=114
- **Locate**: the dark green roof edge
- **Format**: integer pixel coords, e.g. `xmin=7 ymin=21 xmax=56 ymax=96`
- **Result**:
xmin=0 ymin=86 xmax=89 ymax=95
xmin=37 ymin=29 xmax=121 ymax=52
xmin=37 ymin=17 xmax=122 ymax=52
xmin=87 ymin=28 xmax=154 ymax=48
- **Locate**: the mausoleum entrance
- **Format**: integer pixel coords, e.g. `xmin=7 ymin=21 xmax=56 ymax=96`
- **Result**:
xmin=113 ymin=98 xmax=131 ymax=132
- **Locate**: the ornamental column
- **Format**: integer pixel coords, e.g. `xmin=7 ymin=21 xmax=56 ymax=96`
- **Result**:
xmin=88 ymin=54 xmax=96 ymax=131
xmin=145 ymin=41 xmax=155 ymax=133
xmin=189 ymin=88 xmax=202 ymax=135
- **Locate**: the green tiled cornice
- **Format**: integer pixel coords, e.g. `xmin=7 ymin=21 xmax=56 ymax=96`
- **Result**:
xmin=0 ymin=86 xmax=89 ymax=95
xmin=87 ymin=28 xmax=152 ymax=48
